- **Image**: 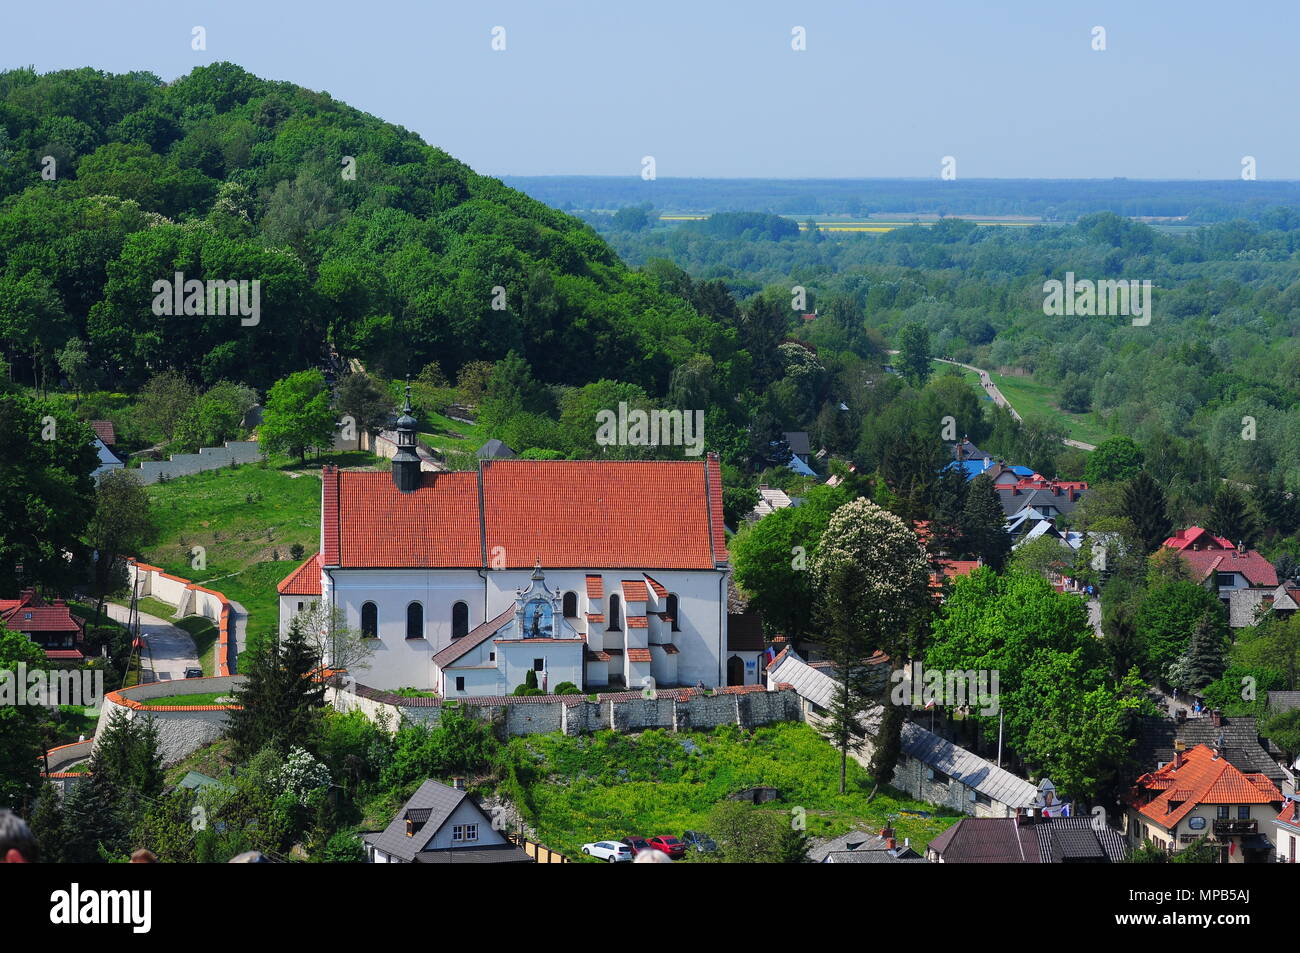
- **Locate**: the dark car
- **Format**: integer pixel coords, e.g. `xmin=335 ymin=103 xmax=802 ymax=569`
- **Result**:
xmin=620 ymin=836 xmax=651 ymax=856
xmin=183 ymin=668 xmax=204 ymax=679
xmin=682 ymin=830 xmax=718 ymax=853
xmin=647 ymin=835 xmax=686 ymax=858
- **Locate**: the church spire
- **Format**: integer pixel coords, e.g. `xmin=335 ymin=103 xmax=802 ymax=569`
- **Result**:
xmin=392 ymin=378 xmax=421 ymax=493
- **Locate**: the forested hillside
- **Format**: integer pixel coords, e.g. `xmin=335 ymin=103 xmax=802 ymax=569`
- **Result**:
xmin=0 ymin=63 xmax=725 ymax=394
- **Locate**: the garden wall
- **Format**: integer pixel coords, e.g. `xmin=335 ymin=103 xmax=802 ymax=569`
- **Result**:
xmin=325 ymin=680 xmax=801 ymax=738
xmin=135 ymin=440 xmax=263 ymax=485
xmin=127 ymin=560 xmax=237 ymax=675
xmin=95 ymin=675 xmax=244 ymax=766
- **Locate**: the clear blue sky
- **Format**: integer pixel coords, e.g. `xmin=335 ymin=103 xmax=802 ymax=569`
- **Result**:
xmin=3 ymin=0 xmax=1294 ymax=179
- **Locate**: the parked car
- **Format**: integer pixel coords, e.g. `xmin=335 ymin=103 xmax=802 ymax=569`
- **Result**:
xmin=620 ymin=836 xmax=651 ymax=856
xmin=582 ymin=841 xmax=633 ymax=862
xmin=647 ymin=835 xmax=686 ymax=858
xmin=184 ymin=668 xmax=204 ymax=679
xmin=681 ymin=830 xmax=718 ymax=853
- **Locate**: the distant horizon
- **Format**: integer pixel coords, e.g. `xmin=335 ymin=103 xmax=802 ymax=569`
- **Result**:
xmin=501 ymin=175 xmax=1300 ymax=184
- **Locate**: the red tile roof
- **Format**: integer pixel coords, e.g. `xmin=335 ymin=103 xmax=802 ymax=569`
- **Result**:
xmin=585 ymin=612 xmax=605 ymax=624
xmin=1129 ymin=744 xmax=1283 ymax=830
xmin=658 ymin=643 xmax=680 ymax=655
xmin=585 ymin=575 xmax=604 ymax=599
xmin=621 ymin=579 xmax=649 ymax=603
xmin=1178 ymin=549 xmax=1278 ymax=588
xmin=643 ymin=574 xmax=668 ymax=598
xmin=323 ymin=457 xmax=728 ymax=570
xmin=277 ymin=553 xmax=322 ymax=595
xmin=90 ymin=420 xmax=116 ymax=445
xmin=626 ymin=615 xmax=648 ymax=628
xmin=627 ymin=647 xmax=652 ymax=663
xmin=1163 ymin=526 xmax=1234 ymax=551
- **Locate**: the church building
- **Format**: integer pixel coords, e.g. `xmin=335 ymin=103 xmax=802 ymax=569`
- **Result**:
xmin=278 ymin=386 xmax=737 ymax=695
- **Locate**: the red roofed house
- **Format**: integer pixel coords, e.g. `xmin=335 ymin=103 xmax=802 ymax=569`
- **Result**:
xmin=1162 ymin=528 xmax=1279 ymax=625
xmin=89 ymin=420 xmax=124 ymax=479
xmin=280 ymin=385 xmax=732 ymax=695
xmin=1125 ymin=742 xmax=1284 ymax=863
xmin=0 ymin=589 xmax=86 ymax=661
xmin=1276 ymin=795 xmax=1300 ymax=864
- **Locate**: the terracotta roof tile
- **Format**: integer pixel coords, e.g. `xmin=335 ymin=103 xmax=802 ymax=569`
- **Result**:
xmin=621 ymin=579 xmax=649 ymax=603
xmin=90 ymin=420 xmax=116 ymax=445
xmin=585 ymin=612 xmax=605 ymax=624
xmin=626 ymin=615 xmax=648 ymax=628
xmin=1179 ymin=548 xmax=1278 ymax=587
xmin=643 ymin=574 xmax=668 ymax=598
xmin=277 ymin=553 xmax=322 ymax=595
xmin=1130 ymin=744 xmax=1282 ymax=830
xmin=585 ymin=575 xmax=604 ymax=599
xmin=627 ymin=648 xmax=652 ymax=663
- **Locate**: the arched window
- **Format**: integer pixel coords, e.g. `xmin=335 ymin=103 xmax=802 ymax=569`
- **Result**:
xmin=406 ymin=602 xmax=423 ymax=640
xmin=361 ymin=602 xmax=378 ymax=640
xmin=608 ymin=594 xmax=622 ymax=631
xmin=452 ymin=601 xmax=469 ymax=639
xmin=562 ymin=591 xmax=578 ymax=618
xmin=667 ymin=594 xmax=680 ymax=632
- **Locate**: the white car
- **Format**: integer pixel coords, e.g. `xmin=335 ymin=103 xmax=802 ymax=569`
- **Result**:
xmin=582 ymin=841 xmax=633 ymax=862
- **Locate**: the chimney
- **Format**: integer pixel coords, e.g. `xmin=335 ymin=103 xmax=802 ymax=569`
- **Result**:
xmin=1173 ymin=740 xmax=1185 ymax=769
xmin=880 ymin=825 xmax=895 ymax=850
xmin=1210 ymin=709 xmax=1222 ymax=727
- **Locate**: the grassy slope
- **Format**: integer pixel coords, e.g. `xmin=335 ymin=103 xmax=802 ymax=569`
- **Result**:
xmin=140 ymin=452 xmax=373 ymax=640
xmin=516 ymin=723 xmax=960 ymax=860
xmin=940 ymin=362 xmax=1111 ymax=448
xmin=418 ymin=408 xmax=486 ymax=454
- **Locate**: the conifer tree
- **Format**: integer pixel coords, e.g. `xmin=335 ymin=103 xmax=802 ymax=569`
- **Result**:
xmin=226 ymin=618 xmax=325 ymax=761
xmin=960 ymin=473 xmax=1010 ymax=570
xmin=1120 ymin=471 xmax=1172 ymax=555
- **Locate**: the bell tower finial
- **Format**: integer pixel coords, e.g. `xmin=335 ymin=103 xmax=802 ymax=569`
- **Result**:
xmin=392 ymin=376 xmax=421 ymax=493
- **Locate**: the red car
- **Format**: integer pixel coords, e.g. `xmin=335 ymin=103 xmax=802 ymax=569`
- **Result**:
xmin=646 ymin=835 xmax=686 ymax=858
xmin=620 ymin=836 xmax=651 ymax=856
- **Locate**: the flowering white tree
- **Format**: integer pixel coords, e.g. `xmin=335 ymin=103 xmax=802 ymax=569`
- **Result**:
xmin=811 ymin=498 xmax=933 ymax=794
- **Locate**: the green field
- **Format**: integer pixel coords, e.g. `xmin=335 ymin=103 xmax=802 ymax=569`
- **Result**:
xmin=940 ymin=362 xmax=1111 ymax=448
xmin=140 ymin=452 xmax=374 ymax=641
xmin=143 ymin=691 xmax=232 ymax=707
xmin=513 ymin=722 xmax=960 ymax=860
xmin=418 ymin=408 xmax=486 ymax=454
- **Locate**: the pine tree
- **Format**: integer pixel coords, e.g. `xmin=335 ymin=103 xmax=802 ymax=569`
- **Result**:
xmin=1121 ymin=471 xmax=1172 ymax=555
xmin=226 ymin=618 xmax=325 ymax=761
xmin=960 ymin=473 xmax=1010 ymax=570
xmin=1205 ymin=484 xmax=1258 ymax=550
xmin=930 ymin=466 xmax=969 ymax=557
xmin=1167 ymin=616 xmax=1229 ymax=691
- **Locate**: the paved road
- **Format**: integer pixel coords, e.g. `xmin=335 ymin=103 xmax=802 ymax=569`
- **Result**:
xmin=104 ymin=603 xmax=199 ymax=682
xmin=931 ymin=356 xmax=1097 ymax=452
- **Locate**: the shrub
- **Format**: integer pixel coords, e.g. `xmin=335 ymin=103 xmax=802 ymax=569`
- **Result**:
xmin=554 ymin=681 xmax=580 ymax=695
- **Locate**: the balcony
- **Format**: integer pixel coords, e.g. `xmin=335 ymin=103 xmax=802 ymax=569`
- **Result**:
xmin=1212 ymin=818 xmax=1257 ymax=836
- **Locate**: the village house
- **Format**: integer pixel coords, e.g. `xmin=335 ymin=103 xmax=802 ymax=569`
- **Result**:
xmin=361 ymin=778 xmax=533 ymax=864
xmin=278 ymin=386 xmax=734 ymax=695
xmin=1276 ymin=795 xmax=1300 ymax=863
xmin=0 ymin=589 xmax=86 ymax=661
xmin=925 ymin=813 xmax=1127 ymax=863
xmin=1162 ymin=527 xmax=1280 ymax=626
xmin=1135 ymin=709 xmax=1293 ymax=795
xmin=89 ymin=420 xmax=123 ymax=479
xmin=1125 ymin=742 xmax=1284 ymax=862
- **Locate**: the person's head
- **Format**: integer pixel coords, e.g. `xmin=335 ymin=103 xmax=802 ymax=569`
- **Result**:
xmin=0 ymin=810 xmax=39 ymax=863
xmin=228 ymin=850 xmax=269 ymax=863
xmin=633 ymin=848 xmax=673 ymax=863
xmin=130 ymin=848 xmax=158 ymax=863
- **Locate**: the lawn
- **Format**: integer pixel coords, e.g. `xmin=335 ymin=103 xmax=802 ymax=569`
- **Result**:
xmin=512 ymin=722 xmax=960 ymax=860
xmin=940 ymin=362 xmax=1111 ymax=448
xmin=142 ymin=691 xmax=233 ymax=707
xmin=418 ymin=407 xmax=486 ymax=455
xmin=139 ymin=451 xmax=375 ymax=640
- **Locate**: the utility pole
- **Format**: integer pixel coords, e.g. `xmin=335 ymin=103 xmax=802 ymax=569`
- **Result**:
xmin=997 ymin=709 xmax=1004 ymax=769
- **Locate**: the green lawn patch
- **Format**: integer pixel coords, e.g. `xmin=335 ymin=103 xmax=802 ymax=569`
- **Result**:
xmin=142 ymin=691 xmax=232 ymax=707
xmin=940 ymin=362 xmax=1111 ymax=448
xmin=418 ymin=407 xmax=485 ymax=454
xmin=172 ymin=616 xmax=219 ymax=675
xmin=513 ymin=722 xmax=960 ymax=860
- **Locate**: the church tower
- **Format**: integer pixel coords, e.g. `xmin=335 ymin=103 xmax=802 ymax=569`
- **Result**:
xmin=392 ymin=380 xmax=421 ymax=493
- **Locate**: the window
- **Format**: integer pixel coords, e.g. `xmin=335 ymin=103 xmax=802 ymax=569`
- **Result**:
xmin=667 ymin=594 xmax=680 ymax=632
xmin=608 ymin=594 xmax=622 ymax=631
xmin=1238 ymin=805 xmax=1251 ymax=820
xmin=455 ymin=676 xmax=465 ymax=692
xmin=360 ymin=602 xmax=377 ymax=639
xmin=1216 ymin=572 xmax=1235 ymax=587
xmin=297 ymin=601 xmax=304 ymax=612
xmin=562 ymin=591 xmax=578 ymax=618
xmin=489 ymin=651 xmax=495 ymax=662
xmin=974 ymin=792 xmax=992 ymax=807
xmin=452 ymin=823 xmax=478 ymax=843
xmin=452 ymin=601 xmax=469 ymax=639
xmin=1217 ymin=805 xmax=1230 ymax=819
xmin=406 ymin=602 xmax=423 ymax=639
xmin=533 ymin=658 xmax=544 ymax=672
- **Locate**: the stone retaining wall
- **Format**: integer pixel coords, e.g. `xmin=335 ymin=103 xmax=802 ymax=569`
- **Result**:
xmin=135 ymin=440 xmax=262 ymax=485
xmin=95 ymin=675 xmax=244 ymax=766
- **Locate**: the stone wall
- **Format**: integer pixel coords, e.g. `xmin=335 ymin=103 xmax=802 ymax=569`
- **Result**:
xmin=324 ymin=681 xmax=801 ymax=738
xmin=95 ymin=675 xmax=244 ymax=766
xmin=135 ymin=440 xmax=262 ymax=486
xmin=127 ymin=560 xmax=238 ymax=675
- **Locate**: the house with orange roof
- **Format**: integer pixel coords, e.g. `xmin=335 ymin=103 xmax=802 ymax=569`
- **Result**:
xmin=1125 ymin=742 xmax=1284 ymax=863
xmin=1161 ymin=528 xmax=1280 ymax=624
xmin=278 ymin=385 xmax=732 ymax=695
xmin=1276 ymin=795 xmax=1300 ymax=864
